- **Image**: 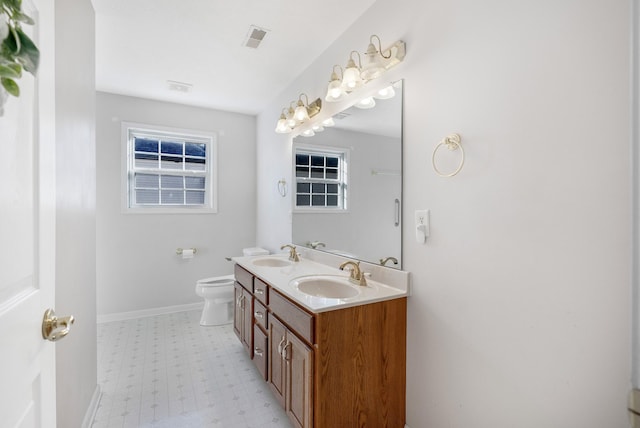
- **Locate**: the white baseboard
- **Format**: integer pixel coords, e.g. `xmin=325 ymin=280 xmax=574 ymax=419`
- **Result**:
xmin=81 ymin=385 xmax=102 ymax=428
xmin=97 ymin=302 xmax=204 ymax=323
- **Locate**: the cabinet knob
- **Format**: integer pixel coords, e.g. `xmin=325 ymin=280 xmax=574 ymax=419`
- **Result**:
xmin=282 ymin=342 xmax=291 ymax=361
xmin=277 ymin=336 xmax=285 ymax=354
xmin=255 ymin=288 xmax=265 ymax=295
xmin=254 ymin=311 xmax=264 ymax=319
xmin=254 ymin=347 xmax=264 ymax=357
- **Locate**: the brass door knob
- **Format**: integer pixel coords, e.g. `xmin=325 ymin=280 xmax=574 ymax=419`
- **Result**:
xmin=42 ymin=308 xmax=74 ymax=342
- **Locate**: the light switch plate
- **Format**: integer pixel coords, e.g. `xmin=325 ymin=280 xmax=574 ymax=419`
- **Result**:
xmin=415 ymin=209 xmax=430 ymax=243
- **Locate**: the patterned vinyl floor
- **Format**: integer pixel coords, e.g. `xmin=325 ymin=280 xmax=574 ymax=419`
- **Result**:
xmin=92 ymin=310 xmax=290 ymax=428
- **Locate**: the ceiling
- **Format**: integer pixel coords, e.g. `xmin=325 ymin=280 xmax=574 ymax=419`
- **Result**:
xmin=92 ymin=0 xmax=377 ymax=116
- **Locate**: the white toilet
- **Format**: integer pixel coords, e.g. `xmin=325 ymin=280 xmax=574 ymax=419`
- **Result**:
xmin=195 ymin=247 xmax=269 ymax=326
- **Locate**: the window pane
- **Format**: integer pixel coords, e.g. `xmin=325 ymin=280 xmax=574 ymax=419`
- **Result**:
xmin=311 ymin=156 xmax=324 ymax=167
xmin=136 ymin=189 xmax=159 ymax=204
xmin=161 ymin=190 xmax=183 ymax=204
xmin=186 ymin=190 xmax=205 ymax=205
xmin=326 ymin=157 xmax=339 ymax=168
xmin=185 ymin=143 xmax=206 ymax=157
xmin=326 ymin=168 xmax=338 ymax=180
xmin=312 ymin=183 xmax=325 ymax=193
xmin=135 ymin=173 xmax=159 ymax=188
xmin=135 ymin=153 xmax=158 ymax=168
xmin=161 ymin=155 xmax=183 ymax=170
xmin=296 ymin=154 xmax=309 ymax=166
xmin=185 ymin=176 xmax=205 ymax=189
xmin=161 ymin=175 xmax=183 ymax=189
xmin=185 ymin=157 xmax=206 ymax=171
xmin=134 ymin=138 xmax=158 ymax=153
xmin=161 ymin=141 xmax=183 ymax=155
xmin=326 ymin=183 xmax=338 ymax=194
xmin=327 ymin=195 xmax=338 ymax=206
xmin=312 ymin=195 xmax=325 ymax=206
xmin=296 ymin=166 xmax=309 ymax=178
xmin=297 ymin=183 xmax=310 ymax=193
xmin=310 ymin=168 xmax=324 ymax=179
xmin=297 ymin=195 xmax=310 ymax=206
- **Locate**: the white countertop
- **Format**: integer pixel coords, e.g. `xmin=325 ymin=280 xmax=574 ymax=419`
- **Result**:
xmin=232 ymin=253 xmax=409 ymax=313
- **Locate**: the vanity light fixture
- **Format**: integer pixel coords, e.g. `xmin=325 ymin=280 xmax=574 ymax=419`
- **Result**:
xmin=341 ymin=51 xmax=364 ymax=92
xmin=374 ymin=85 xmax=396 ymax=100
xmin=275 ymin=95 xmax=322 ymax=135
xmin=294 ymin=93 xmax=311 ymax=122
xmin=361 ymin=35 xmax=388 ymax=80
xmin=322 ymin=117 xmax=335 ymax=127
xmin=354 ymin=96 xmax=376 ymax=109
xmin=325 ymin=65 xmax=346 ymax=102
xmin=285 ymin=101 xmax=297 ymax=128
xmin=275 ymin=108 xmax=292 ymax=133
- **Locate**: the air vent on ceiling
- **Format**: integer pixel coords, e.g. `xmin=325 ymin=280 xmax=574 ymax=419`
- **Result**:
xmin=167 ymin=80 xmax=193 ymax=93
xmin=244 ymin=25 xmax=268 ymax=49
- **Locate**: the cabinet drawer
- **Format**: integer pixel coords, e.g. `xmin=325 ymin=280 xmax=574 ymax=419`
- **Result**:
xmin=234 ymin=264 xmax=253 ymax=292
xmin=254 ymin=278 xmax=269 ymax=305
xmin=254 ymin=300 xmax=268 ymax=331
xmin=269 ymin=289 xmax=314 ymax=344
xmin=253 ymin=325 xmax=268 ymax=381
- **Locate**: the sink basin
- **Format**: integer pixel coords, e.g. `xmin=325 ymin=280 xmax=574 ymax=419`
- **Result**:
xmin=291 ymin=276 xmax=360 ymax=299
xmin=252 ymin=258 xmax=292 ymax=267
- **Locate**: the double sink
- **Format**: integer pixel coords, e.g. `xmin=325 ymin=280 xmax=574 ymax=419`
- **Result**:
xmin=251 ymin=257 xmax=364 ymax=299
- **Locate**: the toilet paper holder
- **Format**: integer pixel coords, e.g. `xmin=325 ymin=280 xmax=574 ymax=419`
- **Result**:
xmin=176 ymin=247 xmax=197 ymax=255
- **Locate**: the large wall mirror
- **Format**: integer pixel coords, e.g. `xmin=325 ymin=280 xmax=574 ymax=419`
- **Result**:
xmin=292 ymin=80 xmax=403 ymax=268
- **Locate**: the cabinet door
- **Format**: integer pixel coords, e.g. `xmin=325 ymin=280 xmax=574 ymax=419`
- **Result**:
xmin=285 ymin=332 xmax=313 ymax=428
xmin=233 ymin=282 xmax=243 ymax=340
xmin=242 ymin=288 xmax=253 ymax=356
xmin=253 ymin=325 xmax=268 ymax=381
xmin=268 ymin=316 xmax=286 ymax=408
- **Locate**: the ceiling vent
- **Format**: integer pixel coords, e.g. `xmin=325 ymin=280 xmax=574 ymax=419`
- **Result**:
xmin=244 ymin=25 xmax=268 ymax=49
xmin=334 ymin=111 xmax=352 ymax=120
xmin=167 ymin=80 xmax=193 ymax=93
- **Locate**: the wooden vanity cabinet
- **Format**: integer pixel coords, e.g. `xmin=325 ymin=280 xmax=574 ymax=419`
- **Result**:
xmin=233 ymin=263 xmax=407 ymax=428
xmin=233 ymin=281 xmax=253 ymax=357
xmin=268 ymin=314 xmax=313 ymax=428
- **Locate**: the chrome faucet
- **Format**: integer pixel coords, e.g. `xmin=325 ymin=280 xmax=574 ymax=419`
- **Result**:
xmin=339 ymin=260 xmax=367 ymax=286
xmin=379 ymin=256 xmax=398 ymax=266
xmin=280 ymin=244 xmax=300 ymax=262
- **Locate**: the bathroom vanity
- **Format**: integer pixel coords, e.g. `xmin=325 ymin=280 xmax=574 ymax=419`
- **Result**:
xmin=232 ymin=253 xmax=408 ymax=428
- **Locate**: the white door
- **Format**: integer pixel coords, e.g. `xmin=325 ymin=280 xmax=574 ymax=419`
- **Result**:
xmin=0 ymin=1 xmax=61 ymax=426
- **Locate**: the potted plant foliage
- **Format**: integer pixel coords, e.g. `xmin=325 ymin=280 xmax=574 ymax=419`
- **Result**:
xmin=0 ymin=0 xmax=39 ymax=116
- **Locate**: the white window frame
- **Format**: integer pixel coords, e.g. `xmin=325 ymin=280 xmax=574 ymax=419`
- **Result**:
xmin=121 ymin=122 xmax=218 ymax=214
xmin=293 ymin=144 xmax=349 ymax=213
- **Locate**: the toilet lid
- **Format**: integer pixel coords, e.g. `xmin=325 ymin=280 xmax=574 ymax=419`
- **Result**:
xmin=197 ymin=274 xmax=235 ymax=286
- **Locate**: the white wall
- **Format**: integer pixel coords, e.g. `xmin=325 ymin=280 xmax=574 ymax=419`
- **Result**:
xmin=256 ymin=0 xmax=632 ymax=427
xmin=96 ymin=93 xmax=257 ymax=316
xmin=54 ymin=0 xmax=98 ymax=426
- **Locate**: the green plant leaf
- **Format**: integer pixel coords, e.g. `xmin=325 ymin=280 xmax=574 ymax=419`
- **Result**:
xmin=13 ymin=11 xmax=34 ymax=25
xmin=0 ymin=62 xmax=20 ymax=78
xmin=1 ymin=76 xmax=19 ymax=96
xmin=15 ymin=27 xmax=38 ymax=73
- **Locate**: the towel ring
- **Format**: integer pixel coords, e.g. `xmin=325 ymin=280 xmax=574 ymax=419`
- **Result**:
xmin=432 ymin=133 xmax=464 ymax=177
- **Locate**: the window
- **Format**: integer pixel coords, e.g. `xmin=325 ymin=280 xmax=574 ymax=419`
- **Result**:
xmin=294 ymin=146 xmax=347 ymax=210
xmin=122 ymin=123 xmax=217 ymax=213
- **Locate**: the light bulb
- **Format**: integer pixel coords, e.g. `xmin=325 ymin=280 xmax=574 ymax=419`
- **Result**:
xmin=354 ymin=96 xmax=376 ymax=109
xmin=341 ymin=58 xmax=362 ymax=92
xmin=322 ymin=117 xmax=335 ymax=127
xmin=294 ymin=101 xmax=310 ymax=122
xmin=374 ymin=86 xmax=395 ymax=100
